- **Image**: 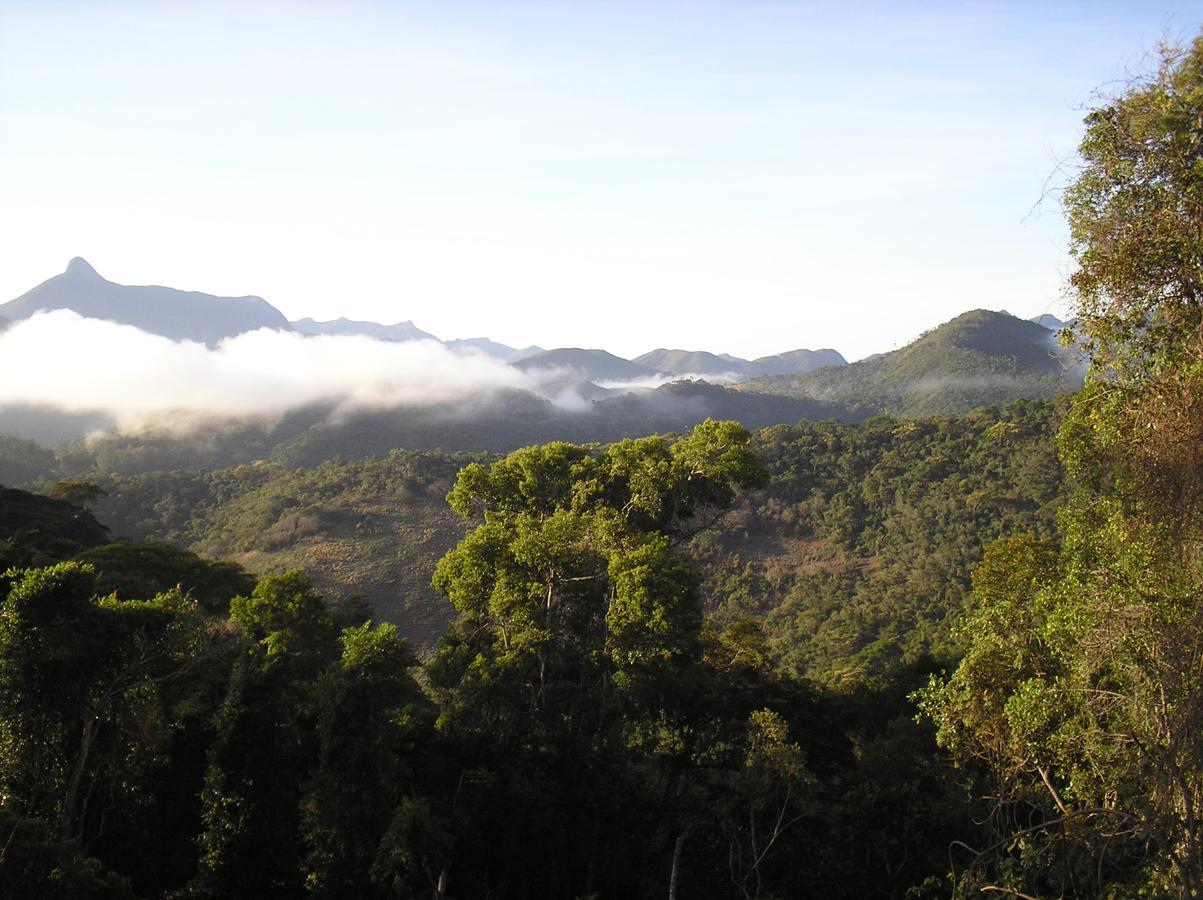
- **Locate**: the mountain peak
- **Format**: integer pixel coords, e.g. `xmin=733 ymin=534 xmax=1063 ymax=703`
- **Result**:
xmin=65 ymin=257 xmax=100 ymax=278
xmin=1 ymin=260 xmax=290 ymax=346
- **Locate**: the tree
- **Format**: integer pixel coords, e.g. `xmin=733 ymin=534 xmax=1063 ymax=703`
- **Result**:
xmin=0 ymin=563 xmax=220 ymax=895
xmin=48 ymin=480 xmax=108 ymax=509
xmin=430 ymin=422 xmax=768 ymax=746
xmin=73 ymin=540 xmax=255 ymax=616
xmin=425 ymin=421 xmax=768 ymax=898
xmin=922 ymin=34 xmax=1203 ymax=897
xmin=720 ymin=709 xmax=812 ymax=900
xmin=194 ymin=573 xmax=341 ymax=897
xmin=300 ymin=622 xmax=439 ymax=898
xmin=1062 ymin=34 xmax=1203 ymax=515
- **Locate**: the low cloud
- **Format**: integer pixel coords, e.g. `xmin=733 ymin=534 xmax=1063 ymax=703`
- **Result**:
xmin=595 ymin=372 xmax=741 ymax=390
xmin=0 ymin=311 xmax=542 ymax=432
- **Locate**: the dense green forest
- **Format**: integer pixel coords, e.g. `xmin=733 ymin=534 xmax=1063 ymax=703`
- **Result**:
xmin=0 ymin=398 xmax=1064 ymax=659
xmin=3 ymin=31 xmax=1203 ymax=900
xmin=0 ymin=424 xmax=980 ymax=898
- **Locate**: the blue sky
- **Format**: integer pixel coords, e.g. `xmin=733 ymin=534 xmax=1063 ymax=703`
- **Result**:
xmin=1 ymin=1 xmax=1197 ymax=360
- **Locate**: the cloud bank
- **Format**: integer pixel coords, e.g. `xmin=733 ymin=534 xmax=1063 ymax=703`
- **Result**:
xmin=0 ymin=311 xmax=541 ymax=431
xmin=595 ymin=372 xmax=742 ymax=390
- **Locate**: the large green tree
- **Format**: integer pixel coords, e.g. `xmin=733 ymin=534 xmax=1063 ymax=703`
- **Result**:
xmin=426 ymin=420 xmax=774 ymax=897
xmin=922 ymin=34 xmax=1203 ymax=897
xmin=0 ymin=563 xmax=226 ymax=896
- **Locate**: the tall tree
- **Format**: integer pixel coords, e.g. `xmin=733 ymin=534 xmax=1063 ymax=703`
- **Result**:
xmin=922 ymin=35 xmax=1203 ymax=897
xmin=300 ymin=621 xmax=439 ymax=898
xmin=193 ymin=572 xmax=340 ymax=897
xmin=0 ymin=562 xmax=222 ymax=895
xmin=426 ymin=420 xmax=768 ymax=898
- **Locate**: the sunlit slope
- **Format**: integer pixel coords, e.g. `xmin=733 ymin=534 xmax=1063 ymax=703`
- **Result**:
xmin=740 ymin=310 xmax=1082 ymax=417
xmin=92 ymin=452 xmax=470 ymax=644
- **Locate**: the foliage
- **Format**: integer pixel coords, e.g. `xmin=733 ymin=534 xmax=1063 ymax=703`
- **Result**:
xmin=82 ymin=402 xmax=1065 ymax=681
xmin=0 ymin=414 xmax=996 ymax=897
xmin=694 ymin=399 xmax=1064 ymax=684
xmin=0 ymin=562 xmax=225 ymax=894
xmin=0 ymin=433 xmax=58 ymax=486
xmin=921 ymin=35 xmax=1203 ymax=897
xmin=49 ymin=480 xmax=108 ymax=507
xmin=91 ymin=450 xmax=473 ymax=643
xmin=0 ymin=485 xmax=110 ymax=570
xmin=73 ymin=540 xmax=255 ymax=616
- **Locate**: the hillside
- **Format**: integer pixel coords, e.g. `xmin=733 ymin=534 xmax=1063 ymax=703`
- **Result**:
xmin=740 ymin=309 xmax=1083 ymax=417
xmin=0 ymin=258 xmax=291 ymax=346
xmin=694 ymin=398 xmax=1064 ymax=682
xmin=84 ymin=400 xmax=1063 ymax=667
xmin=514 ymin=347 xmax=661 ymax=382
xmin=746 ymin=347 xmax=848 ymax=376
xmin=0 ymin=484 xmax=110 ymax=568
xmin=2 ymin=382 xmax=846 ymax=477
xmin=90 ymin=451 xmax=470 ymax=642
xmin=634 ymin=348 xmax=746 ymax=377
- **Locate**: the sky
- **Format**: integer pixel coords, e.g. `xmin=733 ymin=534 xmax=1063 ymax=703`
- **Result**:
xmin=1 ymin=1 xmax=1198 ymax=362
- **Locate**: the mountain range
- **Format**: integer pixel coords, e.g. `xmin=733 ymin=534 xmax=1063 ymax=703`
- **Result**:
xmin=634 ymin=347 xmax=847 ymax=379
xmin=290 ymin=316 xmax=439 ymax=343
xmin=0 ymin=259 xmax=1085 ymax=447
xmin=0 ymin=259 xmax=844 ymax=380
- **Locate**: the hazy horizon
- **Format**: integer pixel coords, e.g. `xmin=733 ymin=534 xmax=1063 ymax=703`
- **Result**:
xmin=2 ymin=1 xmax=1198 ymax=360
xmin=6 ymin=253 xmax=1064 ymax=361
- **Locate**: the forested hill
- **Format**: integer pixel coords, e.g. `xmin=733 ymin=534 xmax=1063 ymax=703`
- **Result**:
xmin=0 ymin=306 xmax=1086 ymax=477
xmin=79 ymin=399 xmax=1063 ymax=658
xmin=0 ymin=485 xmax=111 ymax=569
xmin=740 ymin=309 xmax=1083 ymax=417
xmin=1 ymin=382 xmax=850 ymax=479
xmin=513 ymin=347 xmax=661 ymax=381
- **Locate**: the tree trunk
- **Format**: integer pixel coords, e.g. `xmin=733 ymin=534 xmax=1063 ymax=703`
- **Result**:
xmin=668 ymin=832 xmax=686 ymax=900
xmin=60 ymin=716 xmax=96 ymax=844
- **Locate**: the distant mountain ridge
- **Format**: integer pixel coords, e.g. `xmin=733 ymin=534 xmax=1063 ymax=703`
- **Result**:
xmin=747 ymin=348 xmax=847 ymax=377
xmin=514 ymin=348 xmax=661 ymax=382
xmin=634 ymin=348 xmax=745 ymax=377
xmin=2 ymin=259 xmax=850 ymax=383
xmin=2 ymin=261 xmax=1083 ymax=425
xmin=291 ymin=316 xmax=439 ymax=343
xmin=1029 ymin=313 xmax=1072 ymax=332
xmin=0 ymin=258 xmax=291 ymax=347
xmin=445 ymin=338 xmax=545 ymax=362
xmin=634 ymin=347 xmax=847 ymax=378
